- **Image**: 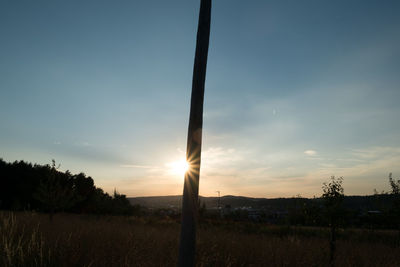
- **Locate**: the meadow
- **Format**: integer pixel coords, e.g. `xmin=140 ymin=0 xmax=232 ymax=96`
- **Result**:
xmin=1 ymin=211 xmax=400 ymax=267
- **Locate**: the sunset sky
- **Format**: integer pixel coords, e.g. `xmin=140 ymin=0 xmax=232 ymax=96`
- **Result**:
xmin=1 ymin=0 xmax=400 ymax=198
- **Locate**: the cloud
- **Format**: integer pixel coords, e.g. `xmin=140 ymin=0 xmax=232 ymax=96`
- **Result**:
xmin=304 ymin=150 xmax=317 ymax=156
xmin=49 ymin=141 xmax=127 ymax=164
xmin=119 ymin=164 xmax=154 ymax=169
xmin=202 ymin=147 xmax=243 ymax=165
xmin=201 ymin=146 xmax=249 ymax=177
xmin=109 ymin=145 xmax=400 ymax=198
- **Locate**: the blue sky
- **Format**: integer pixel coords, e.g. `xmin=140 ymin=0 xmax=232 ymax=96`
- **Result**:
xmin=1 ymin=0 xmax=400 ymax=197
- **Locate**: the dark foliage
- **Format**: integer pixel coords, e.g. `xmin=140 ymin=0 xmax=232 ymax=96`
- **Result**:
xmin=322 ymin=176 xmax=345 ymax=266
xmin=0 ymin=158 xmax=139 ymax=216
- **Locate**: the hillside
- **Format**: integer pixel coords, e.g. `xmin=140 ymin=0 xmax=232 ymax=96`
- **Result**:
xmin=128 ymin=194 xmax=394 ymax=212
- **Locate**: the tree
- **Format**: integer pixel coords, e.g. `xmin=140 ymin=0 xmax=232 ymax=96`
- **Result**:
xmin=322 ymin=176 xmax=344 ymax=267
xmin=178 ymin=1 xmax=211 ymax=267
xmin=389 ymin=173 xmax=400 ymax=195
xmin=33 ymin=160 xmax=77 ymax=220
xmin=388 ymin=173 xmax=400 ymax=241
xmin=0 ymin=158 xmax=138 ymax=216
xmin=112 ymin=189 xmax=135 ymax=215
xmin=71 ymin=172 xmax=95 ymax=212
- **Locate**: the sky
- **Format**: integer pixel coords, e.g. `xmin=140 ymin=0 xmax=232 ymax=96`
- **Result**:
xmin=1 ymin=0 xmax=400 ymax=198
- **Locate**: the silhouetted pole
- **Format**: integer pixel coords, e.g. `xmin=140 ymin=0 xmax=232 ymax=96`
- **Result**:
xmin=178 ymin=0 xmax=211 ymax=266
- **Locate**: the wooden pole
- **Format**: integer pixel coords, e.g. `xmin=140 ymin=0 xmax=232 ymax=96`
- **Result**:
xmin=178 ymin=0 xmax=211 ymax=266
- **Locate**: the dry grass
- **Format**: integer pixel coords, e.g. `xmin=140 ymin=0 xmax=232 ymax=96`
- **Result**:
xmin=1 ymin=211 xmax=399 ymax=267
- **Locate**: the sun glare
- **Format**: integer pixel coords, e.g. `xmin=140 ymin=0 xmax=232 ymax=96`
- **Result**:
xmin=167 ymin=158 xmax=189 ymax=176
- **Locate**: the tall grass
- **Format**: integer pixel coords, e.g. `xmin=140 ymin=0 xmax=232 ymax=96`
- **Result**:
xmin=1 ymin=211 xmax=399 ymax=266
xmin=0 ymin=213 xmax=51 ymax=266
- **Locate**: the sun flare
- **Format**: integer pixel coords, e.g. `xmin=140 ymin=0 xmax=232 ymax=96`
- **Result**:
xmin=167 ymin=158 xmax=189 ymax=176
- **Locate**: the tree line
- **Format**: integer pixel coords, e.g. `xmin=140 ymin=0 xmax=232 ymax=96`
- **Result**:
xmin=0 ymin=159 xmax=140 ymax=217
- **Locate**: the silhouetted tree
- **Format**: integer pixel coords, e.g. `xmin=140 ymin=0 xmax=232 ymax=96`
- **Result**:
xmin=71 ymin=172 xmax=95 ymax=212
xmin=112 ymin=189 xmax=135 ymax=215
xmin=33 ymin=160 xmax=76 ymax=220
xmin=322 ymin=176 xmax=344 ymax=267
xmin=0 ymin=159 xmax=44 ymax=210
xmin=388 ymin=173 xmax=400 ymax=241
xmin=389 ymin=173 xmax=400 ymax=194
xmin=0 ymin=158 xmax=135 ymax=216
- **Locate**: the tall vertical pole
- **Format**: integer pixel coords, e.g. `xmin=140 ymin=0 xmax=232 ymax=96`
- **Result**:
xmin=178 ymin=0 xmax=211 ymax=266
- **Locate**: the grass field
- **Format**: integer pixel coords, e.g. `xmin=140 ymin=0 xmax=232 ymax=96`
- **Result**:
xmin=1 ymin=211 xmax=400 ymax=267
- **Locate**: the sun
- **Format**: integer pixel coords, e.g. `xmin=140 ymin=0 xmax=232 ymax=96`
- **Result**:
xmin=167 ymin=158 xmax=189 ymax=176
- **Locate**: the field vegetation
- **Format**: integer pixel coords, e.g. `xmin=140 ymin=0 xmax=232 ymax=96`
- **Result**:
xmin=1 ymin=211 xmax=400 ymax=267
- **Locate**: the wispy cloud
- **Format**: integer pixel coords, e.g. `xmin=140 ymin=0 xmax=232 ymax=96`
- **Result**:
xmin=119 ymin=164 xmax=154 ymax=169
xmin=304 ymin=150 xmax=317 ymax=156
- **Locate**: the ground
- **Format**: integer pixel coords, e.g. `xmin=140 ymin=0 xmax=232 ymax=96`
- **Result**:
xmin=1 ymin=211 xmax=399 ymax=266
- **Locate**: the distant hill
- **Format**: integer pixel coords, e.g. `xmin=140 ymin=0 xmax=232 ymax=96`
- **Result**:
xmin=128 ymin=195 xmax=319 ymax=210
xmin=128 ymin=195 xmax=268 ymax=209
xmin=128 ymin=194 xmax=395 ymax=211
xmin=129 ymin=195 xmax=183 ymax=209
